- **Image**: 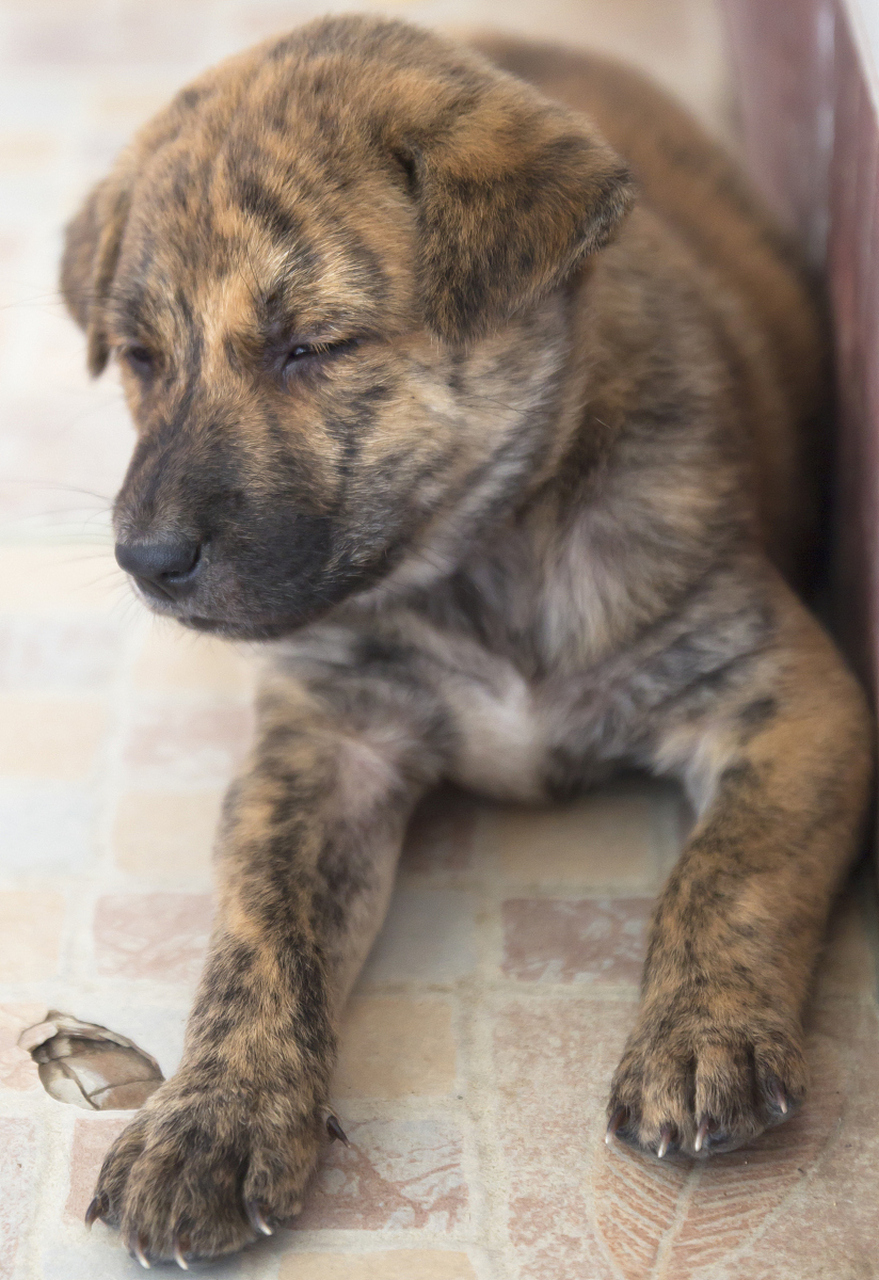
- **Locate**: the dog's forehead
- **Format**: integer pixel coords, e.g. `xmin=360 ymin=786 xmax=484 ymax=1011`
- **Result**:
xmin=113 ymin=115 xmax=416 ymax=348
xmin=101 ymin=19 xmax=483 ymax=351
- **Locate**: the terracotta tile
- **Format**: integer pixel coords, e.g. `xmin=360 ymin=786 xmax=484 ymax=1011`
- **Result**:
xmin=334 ymin=997 xmax=456 ymax=1098
xmin=132 ymin=625 xmax=253 ymax=695
xmin=476 ymin=782 xmax=657 ymax=888
xmin=0 ymin=130 xmax=59 ymax=169
xmin=492 ymin=997 xmax=633 ymax=1170
xmin=296 ymin=1116 xmax=467 ymax=1231
xmin=0 ymin=1118 xmax=39 ymax=1280
xmin=0 ymin=544 xmax=123 ymax=613
xmin=16 ymin=301 xmax=100 ymax=385
xmin=0 ymin=890 xmax=65 ymax=981
xmin=0 ymin=780 xmax=95 ymax=873
xmin=592 ymin=1085 xmax=840 ymax=1280
xmin=492 ymin=997 xmax=632 ymax=1278
xmin=713 ymin=1005 xmax=879 ymax=1280
xmin=400 ymin=785 xmax=478 ymax=874
xmin=494 ymin=997 xmax=850 ymax=1279
xmin=0 ymin=694 xmax=107 ymax=778
xmin=358 ymin=889 xmax=478 ymax=987
xmin=90 ymin=83 xmax=183 ymax=128
xmin=0 ymin=1002 xmax=45 ymax=1091
xmin=40 ymin=1243 xmax=248 ymax=1280
xmin=123 ymin=700 xmax=253 ymax=786
xmin=65 ymin=1115 xmax=131 ymax=1222
xmin=278 ymin=1250 xmax=478 ymax=1279
xmin=501 ymin=897 xmax=652 ymax=985
xmin=0 ymin=230 xmax=28 ymax=273
xmin=0 ymin=391 xmax=131 ymax=524
xmin=0 ymin=617 xmax=121 ymax=690
xmin=4 ymin=1 xmax=211 ymax=67
xmin=508 ymin=1169 xmax=616 ymax=1280
xmin=93 ymin=893 xmax=214 ymax=982
xmin=112 ymin=789 xmax=224 ymax=879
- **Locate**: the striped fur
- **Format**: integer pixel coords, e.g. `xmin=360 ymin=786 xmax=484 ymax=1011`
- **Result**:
xmin=61 ymin=16 xmax=872 ymax=1263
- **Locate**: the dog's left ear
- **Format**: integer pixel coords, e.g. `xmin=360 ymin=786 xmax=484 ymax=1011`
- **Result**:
xmin=390 ymin=69 xmax=635 ymax=344
xmin=60 ymin=173 xmax=132 ymax=376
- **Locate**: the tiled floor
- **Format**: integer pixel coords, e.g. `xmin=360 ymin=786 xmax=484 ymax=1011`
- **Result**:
xmin=1 ymin=2 xmax=878 ymax=1278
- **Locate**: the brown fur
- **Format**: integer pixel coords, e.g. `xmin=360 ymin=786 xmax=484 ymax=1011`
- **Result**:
xmin=60 ymin=16 xmax=872 ymax=1264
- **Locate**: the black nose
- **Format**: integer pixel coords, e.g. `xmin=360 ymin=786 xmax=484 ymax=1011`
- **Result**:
xmin=115 ymin=535 xmax=202 ymax=599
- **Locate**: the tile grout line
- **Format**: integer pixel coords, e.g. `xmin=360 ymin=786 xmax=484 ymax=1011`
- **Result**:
xmin=457 ymin=846 xmax=512 ymax=1280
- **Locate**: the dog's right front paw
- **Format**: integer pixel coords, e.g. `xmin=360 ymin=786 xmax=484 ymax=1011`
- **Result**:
xmin=87 ymin=1075 xmax=336 ymax=1266
xmin=606 ymin=999 xmax=807 ymax=1160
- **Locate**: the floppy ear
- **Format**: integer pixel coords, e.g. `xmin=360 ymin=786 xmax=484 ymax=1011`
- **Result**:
xmin=392 ymin=74 xmax=635 ymax=343
xmin=60 ymin=174 xmax=132 ymax=376
xmin=59 ymin=71 xmax=217 ymax=376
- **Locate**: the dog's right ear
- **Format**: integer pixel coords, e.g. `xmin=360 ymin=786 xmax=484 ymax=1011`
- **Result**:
xmin=59 ymin=73 xmax=215 ymax=376
xmin=60 ymin=173 xmax=131 ymax=376
xmin=378 ymin=41 xmax=635 ymax=345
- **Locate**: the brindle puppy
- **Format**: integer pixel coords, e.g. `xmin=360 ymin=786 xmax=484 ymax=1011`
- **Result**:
xmin=61 ymin=15 xmax=872 ymax=1266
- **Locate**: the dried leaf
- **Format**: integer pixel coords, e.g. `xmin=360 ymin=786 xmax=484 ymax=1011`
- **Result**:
xmin=19 ymin=1010 xmax=164 ymax=1110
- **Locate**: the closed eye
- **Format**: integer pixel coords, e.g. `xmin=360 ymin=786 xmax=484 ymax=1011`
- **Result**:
xmin=283 ymin=338 xmax=359 ymax=377
xmin=119 ymin=344 xmax=157 ymax=377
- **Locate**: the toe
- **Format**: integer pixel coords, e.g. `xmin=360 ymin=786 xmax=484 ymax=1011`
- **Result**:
xmin=129 ymin=1230 xmax=152 ymax=1269
xmin=95 ymin=1118 xmax=149 ymax=1226
xmin=693 ymin=1041 xmax=759 ymax=1146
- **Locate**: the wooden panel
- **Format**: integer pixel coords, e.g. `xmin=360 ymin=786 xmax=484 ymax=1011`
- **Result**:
xmin=723 ymin=0 xmax=879 ymax=699
xmin=723 ymin=0 xmax=835 ymax=262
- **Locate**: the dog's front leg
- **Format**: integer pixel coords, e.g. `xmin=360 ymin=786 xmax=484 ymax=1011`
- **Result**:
xmin=608 ymin=582 xmax=873 ymax=1158
xmin=90 ymin=660 xmax=445 ymax=1265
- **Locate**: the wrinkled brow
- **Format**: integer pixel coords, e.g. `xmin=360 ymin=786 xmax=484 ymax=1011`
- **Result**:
xmin=105 ymin=283 xmax=167 ymax=344
xmin=254 ymin=279 xmax=370 ymax=348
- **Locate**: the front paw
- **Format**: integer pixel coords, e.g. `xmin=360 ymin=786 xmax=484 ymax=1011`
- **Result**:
xmin=88 ymin=1073 xmax=330 ymax=1265
xmin=606 ymin=998 xmax=807 ymax=1159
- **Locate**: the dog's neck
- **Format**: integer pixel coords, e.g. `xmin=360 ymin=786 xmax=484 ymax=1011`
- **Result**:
xmin=346 ymin=239 xmax=749 ymax=677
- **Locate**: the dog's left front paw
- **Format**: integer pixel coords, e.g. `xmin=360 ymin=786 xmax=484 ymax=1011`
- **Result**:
xmin=87 ymin=1073 xmax=331 ymax=1265
xmin=606 ymin=999 xmax=807 ymax=1159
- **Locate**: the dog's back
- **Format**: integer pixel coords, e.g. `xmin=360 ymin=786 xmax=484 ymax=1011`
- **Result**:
xmin=474 ymin=36 xmax=827 ymax=583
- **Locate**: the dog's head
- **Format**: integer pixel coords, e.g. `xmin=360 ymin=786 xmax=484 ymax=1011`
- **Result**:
xmin=61 ymin=15 xmax=633 ymax=638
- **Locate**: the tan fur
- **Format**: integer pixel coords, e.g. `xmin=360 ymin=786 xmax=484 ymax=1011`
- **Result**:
xmin=60 ymin=17 xmax=871 ymax=1264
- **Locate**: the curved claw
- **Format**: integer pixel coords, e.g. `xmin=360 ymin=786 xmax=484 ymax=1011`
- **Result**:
xmin=245 ymin=1199 xmax=274 ymax=1237
xmin=656 ymin=1124 xmax=673 ymax=1159
xmin=84 ymin=1195 xmax=105 ymax=1229
xmin=605 ymin=1106 xmax=628 ymax=1146
xmin=326 ymin=1113 xmax=351 ymax=1147
xmin=130 ymin=1232 xmax=151 ymax=1269
xmin=173 ymin=1237 xmax=190 ymax=1270
xmin=694 ymin=1116 xmax=711 ymax=1153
